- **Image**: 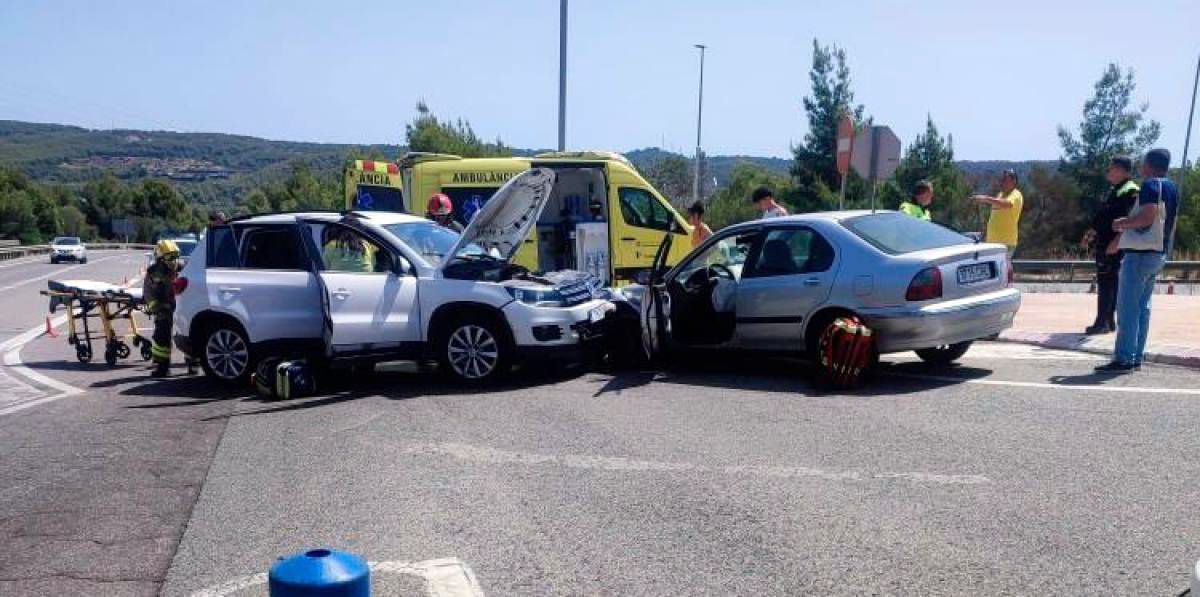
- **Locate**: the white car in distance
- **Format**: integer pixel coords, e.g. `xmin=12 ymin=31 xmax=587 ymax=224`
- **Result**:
xmin=174 ymin=168 xmax=614 ymax=384
xmin=49 ymin=236 xmax=88 ymax=264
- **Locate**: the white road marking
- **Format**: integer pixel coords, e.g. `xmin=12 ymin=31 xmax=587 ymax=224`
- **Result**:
xmin=0 ymin=253 xmax=126 ymax=292
xmin=0 ymin=315 xmax=85 ymax=418
xmin=190 ymin=557 xmax=484 ymax=597
xmin=404 ymin=441 xmax=991 ymax=485
xmin=884 ymin=371 xmax=1200 ymax=396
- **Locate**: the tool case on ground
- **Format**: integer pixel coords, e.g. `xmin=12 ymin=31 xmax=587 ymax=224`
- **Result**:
xmin=817 ymin=316 xmax=874 ymax=389
xmin=252 ymin=357 xmax=316 ymax=399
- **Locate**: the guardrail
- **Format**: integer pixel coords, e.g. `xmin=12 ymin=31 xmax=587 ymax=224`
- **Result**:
xmin=0 ymin=243 xmax=155 ymax=262
xmin=1014 ymin=260 xmax=1200 ymax=283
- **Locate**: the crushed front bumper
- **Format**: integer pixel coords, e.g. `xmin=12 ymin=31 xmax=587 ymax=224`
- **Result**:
xmin=858 ymin=288 xmax=1021 ymax=353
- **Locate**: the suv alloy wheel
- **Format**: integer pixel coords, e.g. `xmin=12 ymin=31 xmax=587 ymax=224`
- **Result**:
xmin=438 ymin=316 xmax=512 ymax=383
xmin=201 ymin=322 xmax=252 ymax=384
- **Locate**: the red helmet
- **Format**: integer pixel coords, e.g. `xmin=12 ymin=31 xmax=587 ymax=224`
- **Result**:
xmin=427 ymin=193 xmax=453 ymax=217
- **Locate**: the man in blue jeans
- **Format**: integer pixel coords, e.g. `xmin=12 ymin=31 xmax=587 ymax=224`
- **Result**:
xmin=1095 ymin=148 xmax=1180 ymax=373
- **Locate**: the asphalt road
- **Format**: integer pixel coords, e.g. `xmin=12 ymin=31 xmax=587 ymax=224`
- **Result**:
xmin=1 ymin=253 xmax=1198 ymax=596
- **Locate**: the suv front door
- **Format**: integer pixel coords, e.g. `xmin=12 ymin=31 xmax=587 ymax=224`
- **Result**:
xmin=306 ymin=222 xmax=420 ymax=356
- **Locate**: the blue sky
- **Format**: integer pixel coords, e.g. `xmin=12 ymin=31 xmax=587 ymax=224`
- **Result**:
xmin=1 ymin=0 xmax=1197 ymax=160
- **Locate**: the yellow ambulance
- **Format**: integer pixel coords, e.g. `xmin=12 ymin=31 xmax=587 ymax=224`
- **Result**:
xmin=344 ymin=159 xmax=404 ymax=212
xmin=346 ymin=151 xmax=693 ymax=285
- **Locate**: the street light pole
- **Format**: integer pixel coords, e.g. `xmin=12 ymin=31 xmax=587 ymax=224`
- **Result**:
xmin=692 ymin=44 xmax=706 ymax=205
xmin=557 ymin=0 xmax=568 ymax=151
xmin=1180 ymin=52 xmax=1199 ymax=190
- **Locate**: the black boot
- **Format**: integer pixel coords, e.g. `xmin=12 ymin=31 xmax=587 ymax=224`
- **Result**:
xmin=151 ymin=362 xmax=170 ymax=378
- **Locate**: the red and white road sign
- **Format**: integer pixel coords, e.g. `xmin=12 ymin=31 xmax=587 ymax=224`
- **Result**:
xmin=836 ymin=115 xmax=855 ymax=176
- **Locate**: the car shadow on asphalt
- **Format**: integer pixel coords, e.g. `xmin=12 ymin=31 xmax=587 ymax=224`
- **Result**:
xmin=194 ymin=363 xmax=594 ymax=420
xmin=591 ymin=353 xmax=989 ymax=398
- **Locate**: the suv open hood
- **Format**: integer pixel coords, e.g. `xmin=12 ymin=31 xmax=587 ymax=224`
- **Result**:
xmin=442 ymin=167 xmax=555 ymax=270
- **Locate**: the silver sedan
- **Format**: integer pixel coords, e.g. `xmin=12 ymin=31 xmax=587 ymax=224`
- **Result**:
xmin=637 ymin=210 xmax=1021 ymax=365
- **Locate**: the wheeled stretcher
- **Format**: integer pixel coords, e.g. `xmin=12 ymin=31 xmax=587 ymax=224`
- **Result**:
xmin=42 ymin=279 xmax=153 ymax=365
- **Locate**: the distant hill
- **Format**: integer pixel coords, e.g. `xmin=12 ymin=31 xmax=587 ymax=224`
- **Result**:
xmin=0 ymin=120 xmax=1051 ymax=206
xmin=625 ymin=147 xmax=792 ymax=187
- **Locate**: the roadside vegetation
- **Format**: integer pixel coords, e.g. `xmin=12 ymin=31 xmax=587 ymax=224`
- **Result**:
xmin=1 ymin=41 xmax=1196 ymax=255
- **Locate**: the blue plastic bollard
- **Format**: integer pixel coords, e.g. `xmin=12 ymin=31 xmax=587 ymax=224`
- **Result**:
xmin=268 ymin=548 xmax=370 ymax=597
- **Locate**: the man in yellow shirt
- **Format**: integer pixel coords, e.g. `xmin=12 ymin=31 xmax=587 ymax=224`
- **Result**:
xmin=972 ymin=169 xmax=1023 ymax=251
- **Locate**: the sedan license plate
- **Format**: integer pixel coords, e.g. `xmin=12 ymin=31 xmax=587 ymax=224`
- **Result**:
xmin=957 ymin=263 xmax=994 ymax=285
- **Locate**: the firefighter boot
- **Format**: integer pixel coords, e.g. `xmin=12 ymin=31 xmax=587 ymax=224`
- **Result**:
xmin=152 ymin=361 xmax=170 ymax=378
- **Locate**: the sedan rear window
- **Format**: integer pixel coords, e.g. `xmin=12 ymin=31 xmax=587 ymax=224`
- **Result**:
xmin=53 ymin=237 xmax=81 ymax=245
xmin=842 ymin=212 xmax=971 ymax=254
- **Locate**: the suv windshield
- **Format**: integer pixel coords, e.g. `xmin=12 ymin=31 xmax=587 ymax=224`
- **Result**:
xmin=53 ymin=237 xmax=81 ymax=245
xmin=383 ymin=221 xmax=487 ymax=266
xmin=842 ymin=212 xmax=971 ymax=254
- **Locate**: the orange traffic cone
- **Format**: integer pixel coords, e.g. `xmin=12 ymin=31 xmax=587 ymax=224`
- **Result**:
xmin=44 ymin=317 xmax=58 ymax=338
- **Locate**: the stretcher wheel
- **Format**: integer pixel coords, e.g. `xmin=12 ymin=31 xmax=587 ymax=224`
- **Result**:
xmin=104 ymin=347 xmax=118 ymax=366
xmin=140 ymin=343 xmax=152 ymax=361
xmin=114 ymin=341 xmax=131 ymax=359
xmin=75 ymin=344 xmax=92 ymax=363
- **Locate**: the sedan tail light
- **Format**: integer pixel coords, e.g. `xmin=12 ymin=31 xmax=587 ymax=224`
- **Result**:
xmin=906 ymin=267 xmax=942 ymax=301
xmin=172 ymin=276 xmax=189 ymax=295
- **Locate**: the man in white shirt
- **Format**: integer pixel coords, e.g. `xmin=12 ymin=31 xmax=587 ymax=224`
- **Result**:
xmin=752 ymin=186 xmax=789 ymax=219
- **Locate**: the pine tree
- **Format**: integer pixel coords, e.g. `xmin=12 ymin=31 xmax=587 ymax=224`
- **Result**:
xmin=790 ymin=39 xmax=867 ymax=212
xmin=889 ymin=116 xmax=973 ymax=229
xmin=1058 ymin=64 xmax=1160 ymax=212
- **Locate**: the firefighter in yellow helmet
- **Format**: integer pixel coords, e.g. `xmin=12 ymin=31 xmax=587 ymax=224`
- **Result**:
xmin=143 ymin=239 xmax=181 ymax=377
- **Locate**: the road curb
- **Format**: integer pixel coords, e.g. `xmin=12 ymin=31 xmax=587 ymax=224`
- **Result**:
xmin=996 ymin=330 xmax=1200 ymax=370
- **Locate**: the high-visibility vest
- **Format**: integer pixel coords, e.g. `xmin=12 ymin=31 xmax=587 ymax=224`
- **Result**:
xmin=899 ymin=201 xmax=931 ymax=221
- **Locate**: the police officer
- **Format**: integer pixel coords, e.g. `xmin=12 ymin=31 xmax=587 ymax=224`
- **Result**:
xmin=426 ymin=193 xmax=464 ymax=232
xmin=1080 ymin=155 xmax=1139 ymax=335
xmin=143 ymin=239 xmax=180 ymax=377
xmin=899 ymin=180 xmax=933 ymax=221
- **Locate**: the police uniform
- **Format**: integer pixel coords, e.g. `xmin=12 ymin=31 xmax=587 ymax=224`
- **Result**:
xmin=1089 ymin=179 xmax=1139 ymax=333
xmin=143 ymin=240 xmax=179 ymax=376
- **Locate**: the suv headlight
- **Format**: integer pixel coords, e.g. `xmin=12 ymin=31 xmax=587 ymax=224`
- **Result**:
xmin=506 ymin=286 xmax=567 ymax=307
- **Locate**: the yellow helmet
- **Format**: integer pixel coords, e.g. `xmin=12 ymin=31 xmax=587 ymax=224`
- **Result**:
xmin=155 ymin=239 xmax=181 ymax=259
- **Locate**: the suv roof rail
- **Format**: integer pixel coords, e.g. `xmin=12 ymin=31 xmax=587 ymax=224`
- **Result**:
xmin=225 ymin=209 xmax=346 ymax=224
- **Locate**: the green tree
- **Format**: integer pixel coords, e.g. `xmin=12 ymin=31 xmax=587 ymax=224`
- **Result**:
xmin=1173 ymin=163 xmax=1200 ymax=255
xmin=80 ymin=173 xmax=132 ymax=235
xmin=1020 ymin=166 xmax=1084 ymax=258
xmin=241 ymin=189 xmax=271 ymax=215
xmin=791 ymin=39 xmax=868 ymax=212
xmin=136 ymin=179 xmax=191 ymax=231
xmin=1058 ymin=64 xmax=1160 ymax=213
xmin=0 ymin=189 xmax=40 ymax=243
xmin=641 ymin=154 xmax=693 ymax=208
xmin=60 ymin=205 xmax=94 ymax=239
xmin=704 ymin=163 xmax=794 ymax=231
xmin=883 ymin=116 xmax=973 ymax=230
xmin=405 ymin=102 xmax=512 ymax=158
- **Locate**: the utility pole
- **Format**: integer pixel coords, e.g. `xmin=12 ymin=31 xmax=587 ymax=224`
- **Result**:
xmin=557 ymin=0 xmax=568 ymax=151
xmin=692 ymin=44 xmax=707 ymax=205
xmin=1180 ymin=52 xmax=1199 ymax=196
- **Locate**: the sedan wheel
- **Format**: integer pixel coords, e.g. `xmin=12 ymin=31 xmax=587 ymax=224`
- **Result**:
xmin=914 ymin=341 xmax=972 ymax=366
xmin=203 ymin=326 xmax=251 ymax=383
